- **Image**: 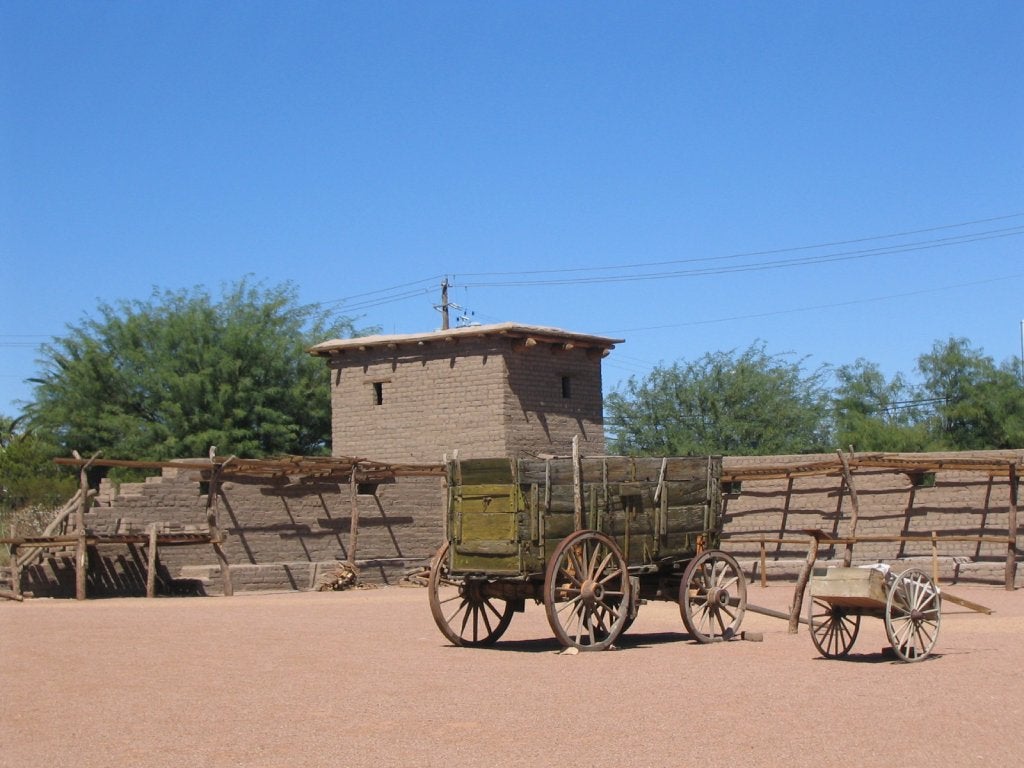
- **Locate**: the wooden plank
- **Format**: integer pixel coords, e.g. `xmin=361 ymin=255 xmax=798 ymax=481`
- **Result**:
xmin=454 ymin=539 xmax=518 ymax=556
xmin=459 ymin=511 xmax=517 ymax=542
xmin=459 ymin=458 xmax=514 ymax=485
xmin=941 ymin=590 xmax=993 ymax=615
xmin=809 ymin=567 xmax=888 ymax=607
xmin=572 ymin=436 xmax=583 ymax=532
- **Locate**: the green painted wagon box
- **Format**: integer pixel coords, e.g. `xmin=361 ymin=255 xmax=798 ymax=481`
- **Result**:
xmin=809 ymin=566 xmax=888 ymax=608
xmin=445 ymin=455 xmax=723 ymax=576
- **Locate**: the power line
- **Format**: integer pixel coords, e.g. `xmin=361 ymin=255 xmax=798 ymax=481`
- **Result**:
xmin=455 ymin=226 xmax=1024 ymax=288
xmin=454 ymin=211 xmax=1024 ymax=279
xmin=603 ymin=274 xmax=1024 ymax=334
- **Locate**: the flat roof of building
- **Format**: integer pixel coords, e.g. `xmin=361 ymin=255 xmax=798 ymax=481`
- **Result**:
xmin=309 ymin=322 xmax=624 ymax=356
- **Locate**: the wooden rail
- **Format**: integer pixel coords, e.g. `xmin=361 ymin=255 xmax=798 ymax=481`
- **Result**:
xmin=724 ymin=531 xmax=1014 ymax=587
xmin=1 ymin=529 xmax=217 ymax=599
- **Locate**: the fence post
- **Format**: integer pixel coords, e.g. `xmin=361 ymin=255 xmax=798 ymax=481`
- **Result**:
xmin=1007 ymin=463 xmax=1019 ymax=591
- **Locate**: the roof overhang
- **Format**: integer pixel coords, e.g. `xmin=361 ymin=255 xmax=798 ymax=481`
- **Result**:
xmin=309 ymin=322 xmax=624 ymax=358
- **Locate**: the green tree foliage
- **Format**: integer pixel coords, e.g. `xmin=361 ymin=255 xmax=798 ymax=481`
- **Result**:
xmin=832 ymin=359 xmax=933 ymax=452
xmin=1 ymin=415 xmax=76 ymax=529
xmin=606 ymin=342 xmax=833 ymax=456
xmin=916 ymin=338 xmax=1024 ymax=449
xmin=25 ymin=279 xmax=368 ymax=460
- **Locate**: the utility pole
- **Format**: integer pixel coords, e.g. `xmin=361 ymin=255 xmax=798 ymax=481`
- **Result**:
xmin=1019 ymin=319 xmax=1023 ymax=385
xmin=440 ymin=279 xmax=450 ymax=330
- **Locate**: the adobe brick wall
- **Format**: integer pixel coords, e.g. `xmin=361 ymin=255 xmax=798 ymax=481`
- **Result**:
xmin=503 ymin=343 xmax=607 ymax=456
xmin=721 ymin=451 xmax=1023 ymax=585
xmin=19 ymin=468 xmax=446 ymax=597
xmin=325 ymin=337 xmax=606 ymax=462
xmin=17 ymin=450 xmax=1022 ymax=597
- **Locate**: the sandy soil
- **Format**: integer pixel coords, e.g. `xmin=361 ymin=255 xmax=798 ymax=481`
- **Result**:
xmin=2 ymin=581 xmax=1022 ymax=768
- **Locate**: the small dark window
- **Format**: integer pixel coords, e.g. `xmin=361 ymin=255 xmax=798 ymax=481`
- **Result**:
xmin=561 ymin=376 xmax=572 ymax=399
xmin=357 ymin=483 xmax=378 ymax=496
xmin=722 ymin=480 xmax=742 ymax=495
xmin=910 ymin=472 xmax=936 ymax=488
xmin=373 ymin=382 xmax=384 ymax=406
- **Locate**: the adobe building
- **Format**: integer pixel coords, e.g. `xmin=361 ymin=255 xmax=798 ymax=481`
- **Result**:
xmin=9 ymin=320 xmax=1021 ymax=597
xmin=308 ymin=322 xmax=623 ymax=463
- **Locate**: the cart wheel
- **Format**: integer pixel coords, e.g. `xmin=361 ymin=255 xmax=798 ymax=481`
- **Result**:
xmin=884 ymin=568 xmax=941 ymax=662
xmin=543 ymin=530 xmax=631 ymax=651
xmin=428 ymin=543 xmax=514 ymax=647
xmin=807 ymin=597 xmax=861 ymax=658
xmin=679 ymin=550 xmax=747 ymax=643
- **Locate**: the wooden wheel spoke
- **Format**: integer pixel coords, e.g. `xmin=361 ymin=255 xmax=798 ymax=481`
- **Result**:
xmin=566 ymin=548 xmax=587 ymax=586
xmin=597 ymin=567 xmax=624 ymax=587
xmin=679 ymin=551 xmax=747 ymax=643
xmin=885 ymin=569 xmax=941 ymax=661
xmin=593 ymin=550 xmax=614 ymax=580
xmin=544 ymin=531 xmax=630 ymax=651
xmin=429 ymin=543 xmax=515 ymax=647
xmin=809 ymin=598 xmax=860 ymax=658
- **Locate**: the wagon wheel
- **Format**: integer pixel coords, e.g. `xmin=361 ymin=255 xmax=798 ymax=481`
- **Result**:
xmin=807 ymin=597 xmax=861 ymax=658
xmin=679 ymin=550 xmax=747 ymax=643
xmin=884 ymin=568 xmax=941 ymax=662
xmin=543 ymin=530 xmax=631 ymax=651
xmin=428 ymin=543 xmax=515 ymax=647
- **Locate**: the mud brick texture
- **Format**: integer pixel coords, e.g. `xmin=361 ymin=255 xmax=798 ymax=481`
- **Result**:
xmin=721 ymin=451 xmax=1022 ymax=585
xmin=17 ymin=449 xmax=1021 ymax=597
xmin=324 ymin=335 xmax=608 ymax=463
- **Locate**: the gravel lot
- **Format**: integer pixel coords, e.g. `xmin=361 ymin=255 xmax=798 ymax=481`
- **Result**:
xmin=2 ymin=581 xmax=1022 ymax=768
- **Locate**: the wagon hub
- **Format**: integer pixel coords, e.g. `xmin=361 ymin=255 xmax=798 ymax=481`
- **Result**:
xmin=708 ymin=586 xmax=731 ymax=608
xmin=580 ymin=579 xmax=604 ymax=606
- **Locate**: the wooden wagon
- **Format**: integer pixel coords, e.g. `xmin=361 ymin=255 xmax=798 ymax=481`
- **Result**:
xmin=428 ymin=454 xmax=748 ymax=651
xmin=807 ymin=566 xmax=942 ymax=662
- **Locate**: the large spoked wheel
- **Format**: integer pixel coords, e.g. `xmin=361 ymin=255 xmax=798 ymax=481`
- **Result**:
xmin=884 ymin=568 xmax=941 ymax=662
xmin=428 ymin=543 xmax=514 ymax=647
xmin=543 ymin=530 xmax=632 ymax=651
xmin=679 ymin=550 xmax=747 ymax=643
xmin=808 ymin=597 xmax=861 ymax=658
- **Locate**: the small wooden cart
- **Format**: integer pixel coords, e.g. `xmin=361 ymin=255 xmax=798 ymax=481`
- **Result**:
xmin=428 ymin=454 xmax=747 ymax=651
xmin=807 ymin=566 xmax=942 ymax=662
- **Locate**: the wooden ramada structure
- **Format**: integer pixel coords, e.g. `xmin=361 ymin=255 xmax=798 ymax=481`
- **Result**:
xmin=2 ymin=448 xmax=1021 ymax=608
xmin=2 ymin=451 xmax=443 ymax=601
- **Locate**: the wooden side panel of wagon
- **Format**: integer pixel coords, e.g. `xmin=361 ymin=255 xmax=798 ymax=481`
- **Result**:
xmin=516 ymin=455 xmax=723 ymax=568
xmin=447 ymin=458 xmax=524 ymax=575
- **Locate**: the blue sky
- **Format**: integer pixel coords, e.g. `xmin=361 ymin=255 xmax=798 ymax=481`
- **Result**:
xmin=2 ymin=1 xmax=1022 ymax=417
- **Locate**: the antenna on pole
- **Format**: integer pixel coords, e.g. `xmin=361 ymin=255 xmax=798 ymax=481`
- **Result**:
xmin=1019 ymin=319 xmax=1023 ymax=385
xmin=440 ymin=278 xmax=450 ymax=330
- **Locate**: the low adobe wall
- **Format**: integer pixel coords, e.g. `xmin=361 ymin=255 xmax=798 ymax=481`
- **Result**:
xmin=721 ymin=451 xmax=1022 ymax=586
xmin=20 ymin=468 xmax=445 ymax=597
xmin=16 ymin=449 xmax=1023 ymax=596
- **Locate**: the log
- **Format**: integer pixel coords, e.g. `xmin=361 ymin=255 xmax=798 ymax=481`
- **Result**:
xmin=788 ymin=535 xmax=818 ymax=634
xmin=349 ymin=469 xmax=360 ymax=566
xmin=836 ymin=450 xmax=861 ymax=568
xmin=1007 ymin=464 xmax=1019 ymax=591
xmin=205 ymin=457 xmax=233 ymax=597
xmin=146 ymin=524 xmax=158 ymax=598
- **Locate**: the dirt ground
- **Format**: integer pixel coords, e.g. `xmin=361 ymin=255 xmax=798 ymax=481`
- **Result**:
xmin=2 ymin=581 xmax=1022 ymax=768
